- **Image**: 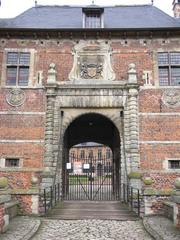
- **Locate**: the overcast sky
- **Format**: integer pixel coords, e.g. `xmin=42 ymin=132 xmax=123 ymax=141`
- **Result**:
xmin=0 ymin=0 xmax=174 ymax=18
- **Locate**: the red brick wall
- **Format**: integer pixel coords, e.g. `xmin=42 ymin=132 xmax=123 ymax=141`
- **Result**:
xmin=0 ymin=37 xmax=179 ymax=210
xmin=0 ymin=89 xmax=45 ymax=112
xmin=0 ymin=204 xmax=5 ymax=233
xmin=140 ymin=144 xmax=180 ymax=171
xmin=15 ymin=195 xmax=32 ymax=214
xmin=139 ymin=89 xmax=180 ymax=113
xmin=0 ymin=143 xmax=44 ymax=168
xmin=140 ymin=117 xmax=180 ymax=141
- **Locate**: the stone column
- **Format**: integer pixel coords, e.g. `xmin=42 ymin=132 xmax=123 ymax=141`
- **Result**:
xmin=42 ymin=63 xmax=57 ymax=189
xmin=121 ymin=93 xmax=131 ymax=186
xmin=128 ymin=88 xmax=139 ymax=172
xmin=127 ymin=63 xmax=141 ymax=188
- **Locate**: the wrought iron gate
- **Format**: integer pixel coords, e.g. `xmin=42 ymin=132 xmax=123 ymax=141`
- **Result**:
xmin=63 ymin=155 xmax=120 ymax=201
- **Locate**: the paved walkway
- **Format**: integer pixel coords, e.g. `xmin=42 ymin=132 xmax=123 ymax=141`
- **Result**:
xmin=1 ymin=215 xmax=180 ymax=240
xmin=32 ymin=219 xmax=152 ymax=240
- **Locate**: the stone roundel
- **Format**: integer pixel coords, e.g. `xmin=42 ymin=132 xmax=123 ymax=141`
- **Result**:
xmin=6 ymin=89 xmax=26 ymax=107
xmin=161 ymin=89 xmax=180 ymax=108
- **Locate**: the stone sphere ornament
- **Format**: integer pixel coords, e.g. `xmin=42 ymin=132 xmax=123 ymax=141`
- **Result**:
xmin=143 ymin=177 xmax=153 ymax=186
xmin=0 ymin=177 xmax=8 ymax=189
xmin=31 ymin=176 xmax=38 ymax=186
xmin=174 ymin=178 xmax=180 ymax=189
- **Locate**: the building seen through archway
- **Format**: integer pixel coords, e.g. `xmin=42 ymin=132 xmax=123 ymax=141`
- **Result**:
xmin=62 ymin=113 xmax=121 ymax=201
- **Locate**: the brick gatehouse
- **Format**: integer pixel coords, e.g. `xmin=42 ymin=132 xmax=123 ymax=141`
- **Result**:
xmin=0 ymin=1 xmax=180 ymax=216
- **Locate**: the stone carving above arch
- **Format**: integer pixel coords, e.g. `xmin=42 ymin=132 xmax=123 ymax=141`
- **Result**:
xmin=161 ymin=89 xmax=180 ymax=108
xmin=69 ymin=40 xmax=115 ymax=81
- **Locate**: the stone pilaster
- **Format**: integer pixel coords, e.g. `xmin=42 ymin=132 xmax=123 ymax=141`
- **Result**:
xmin=42 ymin=63 xmax=57 ymax=188
xmin=44 ymin=96 xmax=54 ymax=168
xmin=121 ymin=97 xmax=131 ymax=185
xmin=128 ymin=88 xmax=139 ymax=172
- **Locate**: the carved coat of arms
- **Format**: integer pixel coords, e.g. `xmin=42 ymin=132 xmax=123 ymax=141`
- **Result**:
xmin=6 ymin=89 xmax=26 ymax=107
xmin=161 ymin=90 xmax=180 ymax=108
xmin=69 ymin=41 xmax=115 ymax=81
xmin=80 ymin=63 xmax=103 ymax=79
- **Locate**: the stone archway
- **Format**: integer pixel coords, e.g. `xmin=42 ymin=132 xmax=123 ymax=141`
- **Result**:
xmin=62 ymin=112 xmax=121 ymax=200
xmin=42 ymin=61 xmax=140 ymax=195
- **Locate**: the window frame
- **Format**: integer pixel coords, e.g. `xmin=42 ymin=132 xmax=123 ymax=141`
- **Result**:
xmin=5 ymin=158 xmax=20 ymax=167
xmin=1 ymin=49 xmax=35 ymax=88
xmin=163 ymin=158 xmax=180 ymax=172
xmin=82 ymin=8 xmax=104 ymax=28
xmin=158 ymin=51 xmax=180 ymax=86
xmin=6 ymin=51 xmax=30 ymax=87
xmin=168 ymin=160 xmax=180 ymax=170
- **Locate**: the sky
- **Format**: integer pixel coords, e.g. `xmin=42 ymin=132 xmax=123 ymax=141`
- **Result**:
xmin=0 ymin=0 xmax=174 ymax=18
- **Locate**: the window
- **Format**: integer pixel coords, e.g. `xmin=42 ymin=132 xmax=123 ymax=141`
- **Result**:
xmin=70 ymin=151 xmax=75 ymax=161
xmin=5 ymin=158 xmax=19 ymax=167
xmin=168 ymin=160 xmax=180 ymax=169
xmin=88 ymin=150 xmax=93 ymax=159
xmin=83 ymin=8 xmax=104 ymax=28
xmin=106 ymin=148 xmax=111 ymax=159
xmin=80 ymin=150 xmax=85 ymax=159
xmin=6 ymin=52 xmax=30 ymax=86
xmin=158 ymin=52 xmax=180 ymax=86
xmin=98 ymin=149 xmax=102 ymax=160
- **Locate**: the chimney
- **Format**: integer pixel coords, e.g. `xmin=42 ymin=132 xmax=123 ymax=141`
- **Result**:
xmin=173 ymin=0 xmax=180 ymax=18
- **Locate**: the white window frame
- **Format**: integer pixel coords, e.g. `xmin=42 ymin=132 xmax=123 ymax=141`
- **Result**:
xmin=1 ymin=48 xmax=35 ymax=88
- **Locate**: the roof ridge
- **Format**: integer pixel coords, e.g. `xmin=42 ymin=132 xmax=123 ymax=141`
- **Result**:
xmin=34 ymin=4 xmax=153 ymax=8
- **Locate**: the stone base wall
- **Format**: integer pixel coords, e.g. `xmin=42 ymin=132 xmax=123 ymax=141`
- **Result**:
xmin=176 ymin=204 xmax=180 ymax=228
xmin=144 ymin=195 xmax=170 ymax=215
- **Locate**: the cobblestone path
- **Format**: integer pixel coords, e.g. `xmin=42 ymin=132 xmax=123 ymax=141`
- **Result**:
xmin=32 ymin=219 xmax=153 ymax=240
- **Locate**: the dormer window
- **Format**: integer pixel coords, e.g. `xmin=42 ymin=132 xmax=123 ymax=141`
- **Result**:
xmin=83 ymin=8 xmax=104 ymax=28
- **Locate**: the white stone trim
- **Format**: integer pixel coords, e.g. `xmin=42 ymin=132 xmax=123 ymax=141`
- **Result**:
xmin=0 ymin=140 xmax=44 ymax=143
xmin=0 ymin=111 xmax=45 ymax=115
xmin=32 ymin=195 xmax=39 ymax=214
xmin=0 ymin=167 xmax=43 ymax=172
xmin=140 ymin=141 xmax=180 ymax=144
xmin=139 ymin=112 xmax=180 ymax=116
xmin=140 ymin=86 xmax=180 ymax=90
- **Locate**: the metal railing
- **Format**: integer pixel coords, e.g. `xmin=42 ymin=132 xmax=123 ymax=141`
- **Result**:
xmin=122 ymin=183 xmax=141 ymax=217
xmin=43 ymin=183 xmax=61 ymax=214
xmin=42 ymin=182 xmax=142 ymax=216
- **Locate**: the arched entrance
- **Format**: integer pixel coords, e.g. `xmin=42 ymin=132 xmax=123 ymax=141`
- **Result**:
xmin=62 ymin=113 xmax=121 ymax=201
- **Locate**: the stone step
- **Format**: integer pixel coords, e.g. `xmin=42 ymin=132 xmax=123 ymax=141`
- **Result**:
xmin=47 ymin=215 xmax=138 ymax=221
xmin=47 ymin=201 xmax=139 ymax=221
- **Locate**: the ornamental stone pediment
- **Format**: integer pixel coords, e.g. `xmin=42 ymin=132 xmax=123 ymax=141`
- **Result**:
xmin=69 ymin=40 xmax=115 ymax=81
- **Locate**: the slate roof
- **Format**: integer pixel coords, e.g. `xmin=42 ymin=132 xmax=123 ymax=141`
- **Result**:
xmin=74 ymin=142 xmax=103 ymax=148
xmin=0 ymin=4 xmax=179 ymax=30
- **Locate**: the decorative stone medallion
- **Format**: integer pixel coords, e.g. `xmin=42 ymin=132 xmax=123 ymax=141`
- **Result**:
xmin=6 ymin=89 xmax=26 ymax=107
xmin=161 ymin=90 xmax=180 ymax=108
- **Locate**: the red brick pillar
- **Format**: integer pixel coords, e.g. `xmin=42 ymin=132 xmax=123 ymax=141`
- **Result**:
xmin=0 ymin=203 xmax=5 ymax=233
